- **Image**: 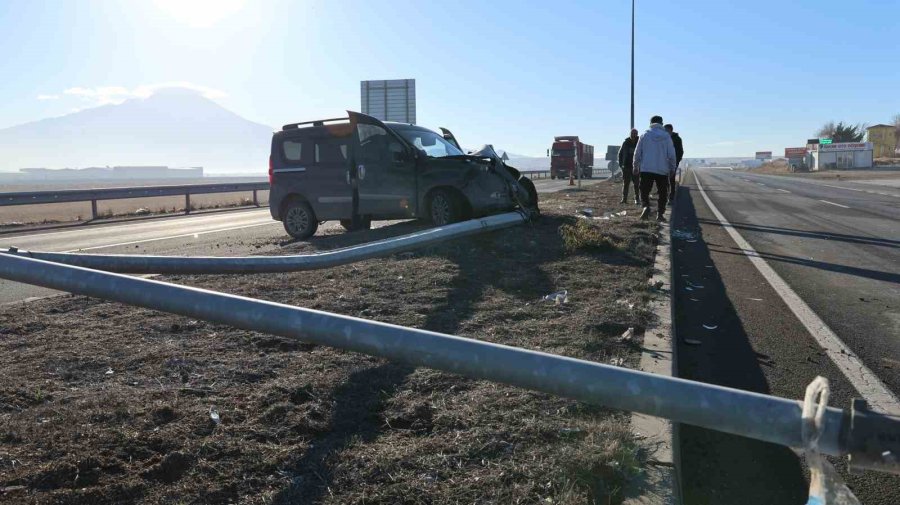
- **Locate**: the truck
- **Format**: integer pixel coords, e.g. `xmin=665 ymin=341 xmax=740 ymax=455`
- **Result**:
xmin=550 ymin=136 xmax=594 ymax=179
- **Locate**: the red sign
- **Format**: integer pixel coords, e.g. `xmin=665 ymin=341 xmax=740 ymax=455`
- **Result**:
xmin=785 ymin=147 xmax=807 ymax=158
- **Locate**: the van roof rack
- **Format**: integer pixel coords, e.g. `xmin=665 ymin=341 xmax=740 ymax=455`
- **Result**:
xmin=282 ymin=117 xmax=348 ymax=130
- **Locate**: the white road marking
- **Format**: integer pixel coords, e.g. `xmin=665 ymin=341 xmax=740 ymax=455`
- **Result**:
xmin=822 ymin=184 xmax=864 ymax=192
xmin=819 ymin=199 xmax=850 ymax=209
xmin=776 ymin=189 xmax=791 ymax=193
xmin=694 ymin=170 xmax=900 ymax=414
xmin=64 ymin=222 xmax=277 ymax=252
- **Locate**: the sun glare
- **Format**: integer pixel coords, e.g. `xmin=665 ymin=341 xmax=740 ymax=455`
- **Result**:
xmin=151 ymin=0 xmax=247 ymax=28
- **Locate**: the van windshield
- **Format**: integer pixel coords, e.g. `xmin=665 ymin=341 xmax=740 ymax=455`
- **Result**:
xmin=392 ymin=126 xmax=464 ymax=158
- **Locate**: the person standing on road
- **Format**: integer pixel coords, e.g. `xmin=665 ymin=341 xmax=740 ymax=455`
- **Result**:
xmin=634 ymin=115 xmax=677 ymax=222
xmin=664 ymin=124 xmax=684 ymax=204
xmin=618 ymin=128 xmax=640 ymax=205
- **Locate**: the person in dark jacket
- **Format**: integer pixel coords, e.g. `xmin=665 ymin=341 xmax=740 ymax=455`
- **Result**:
xmin=618 ymin=128 xmax=640 ymax=205
xmin=664 ymin=124 xmax=684 ymax=204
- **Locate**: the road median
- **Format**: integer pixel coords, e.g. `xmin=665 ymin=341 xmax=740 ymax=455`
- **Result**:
xmin=0 ymin=182 xmax=666 ymax=504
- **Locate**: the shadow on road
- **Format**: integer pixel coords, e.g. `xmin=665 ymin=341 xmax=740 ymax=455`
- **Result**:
xmin=712 ymin=247 xmax=900 ymax=285
xmin=671 ymin=185 xmax=808 ymax=505
xmin=698 ymin=218 xmax=900 ymax=250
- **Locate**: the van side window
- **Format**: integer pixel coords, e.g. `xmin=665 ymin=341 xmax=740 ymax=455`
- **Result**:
xmin=357 ymin=124 xmax=390 ymax=163
xmin=282 ymin=139 xmax=303 ymax=161
xmin=315 ymin=140 xmax=348 ymax=164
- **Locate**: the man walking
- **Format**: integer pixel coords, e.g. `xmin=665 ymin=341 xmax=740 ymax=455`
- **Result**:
xmin=634 ymin=115 xmax=677 ymax=222
xmin=664 ymin=124 xmax=684 ymax=204
xmin=618 ymin=128 xmax=640 ymax=205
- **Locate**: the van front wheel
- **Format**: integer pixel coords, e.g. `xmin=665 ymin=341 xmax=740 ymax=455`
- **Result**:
xmin=428 ymin=190 xmax=463 ymax=226
xmin=283 ymin=200 xmax=318 ymax=239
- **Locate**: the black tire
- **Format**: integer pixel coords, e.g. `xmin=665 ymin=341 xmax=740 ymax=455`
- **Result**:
xmin=428 ymin=189 xmax=463 ymax=226
xmin=518 ymin=177 xmax=539 ymax=212
xmin=282 ymin=199 xmax=318 ymax=239
xmin=340 ymin=217 xmax=372 ymax=232
xmin=550 ymin=174 xmax=556 ymax=180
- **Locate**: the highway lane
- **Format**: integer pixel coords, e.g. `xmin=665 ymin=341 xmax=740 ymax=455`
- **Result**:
xmin=697 ymin=168 xmax=900 ymax=393
xmin=674 ymin=167 xmax=900 ymax=503
xmin=2 ymin=207 xmax=275 ymax=252
xmin=0 ymin=208 xmax=288 ymax=305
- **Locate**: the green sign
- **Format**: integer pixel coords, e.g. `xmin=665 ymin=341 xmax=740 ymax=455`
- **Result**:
xmin=820 ymin=138 xmax=833 ymax=144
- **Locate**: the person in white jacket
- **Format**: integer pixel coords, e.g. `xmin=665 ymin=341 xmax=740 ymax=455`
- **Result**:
xmin=633 ymin=115 xmax=677 ymax=221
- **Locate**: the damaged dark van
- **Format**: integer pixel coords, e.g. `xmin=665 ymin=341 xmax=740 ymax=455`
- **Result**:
xmin=268 ymin=111 xmax=539 ymax=239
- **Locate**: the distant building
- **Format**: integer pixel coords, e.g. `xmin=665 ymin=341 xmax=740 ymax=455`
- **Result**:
xmin=809 ymin=142 xmax=873 ymax=170
xmin=866 ymin=124 xmax=897 ymax=158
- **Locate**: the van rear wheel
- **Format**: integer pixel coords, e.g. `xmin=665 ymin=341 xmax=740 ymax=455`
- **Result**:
xmin=428 ymin=190 xmax=463 ymax=226
xmin=282 ymin=200 xmax=318 ymax=239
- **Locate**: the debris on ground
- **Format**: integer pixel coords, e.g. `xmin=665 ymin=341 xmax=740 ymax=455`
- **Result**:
xmin=672 ymin=228 xmax=699 ymax=240
xmin=542 ymin=290 xmax=569 ymax=304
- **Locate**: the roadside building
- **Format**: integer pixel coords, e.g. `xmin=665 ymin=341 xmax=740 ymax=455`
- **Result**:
xmin=809 ymin=142 xmax=873 ymax=170
xmin=866 ymin=124 xmax=897 ymax=158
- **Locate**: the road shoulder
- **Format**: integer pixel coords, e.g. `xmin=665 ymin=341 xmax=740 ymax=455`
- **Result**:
xmin=625 ymin=216 xmax=678 ymax=504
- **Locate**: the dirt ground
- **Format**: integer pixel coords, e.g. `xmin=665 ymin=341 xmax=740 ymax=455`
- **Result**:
xmin=0 ymin=178 xmax=268 ymax=228
xmin=0 ymin=182 xmax=662 ymax=504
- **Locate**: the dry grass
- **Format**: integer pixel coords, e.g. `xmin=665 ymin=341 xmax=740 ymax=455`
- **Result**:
xmin=0 ymin=182 xmax=661 ymax=504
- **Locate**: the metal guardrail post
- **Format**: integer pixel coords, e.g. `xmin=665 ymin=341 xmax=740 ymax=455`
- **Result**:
xmin=1 ymin=252 xmax=898 ymax=475
xmin=91 ymin=200 xmax=98 ymax=220
xmin=185 ymin=193 xmax=191 ymax=215
xmin=7 ymin=211 xmax=530 ymax=274
xmin=253 ymin=190 xmax=259 ymax=207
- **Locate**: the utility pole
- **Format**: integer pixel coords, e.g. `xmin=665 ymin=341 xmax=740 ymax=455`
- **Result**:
xmin=630 ymin=0 xmax=635 ymax=130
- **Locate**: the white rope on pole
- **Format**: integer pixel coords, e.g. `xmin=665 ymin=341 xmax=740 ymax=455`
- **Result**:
xmin=803 ymin=376 xmax=860 ymax=505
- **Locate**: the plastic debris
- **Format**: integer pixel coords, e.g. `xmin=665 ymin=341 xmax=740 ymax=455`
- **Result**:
xmin=616 ymin=299 xmax=636 ymax=310
xmin=689 ymin=298 xmax=700 ymax=302
xmin=578 ymin=208 xmax=594 ymax=217
xmin=621 ymin=327 xmax=635 ymax=342
xmin=610 ymin=357 xmax=625 ymax=367
xmin=209 ymin=407 xmax=221 ymax=425
xmin=672 ymin=229 xmax=698 ymax=240
xmin=104 ymin=368 xmax=114 ymax=375
xmin=684 ymin=338 xmax=703 ymax=345
xmin=541 ymin=290 xmax=568 ymax=305
xmin=703 ymin=324 xmax=719 ymax=330
xmin=685 ymin=287 xmax=694 ymax=292
xmin=749 ymin=297 xmax=763 ymax=301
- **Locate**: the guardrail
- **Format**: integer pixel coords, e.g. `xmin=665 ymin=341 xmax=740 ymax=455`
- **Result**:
xmin=0 ymin=182 xmax=270 ymax=219
xmin=523 ymin=168 xmax=610 ymax=180
xmin=1 ymin=251 xmax=898 ymax=480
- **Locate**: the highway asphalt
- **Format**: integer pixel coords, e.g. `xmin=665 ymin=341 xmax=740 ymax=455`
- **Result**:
xmin=0 ymin=176 xmax=599 ymax=304
xmin=672 ymin=167 xmax=900 ymax=504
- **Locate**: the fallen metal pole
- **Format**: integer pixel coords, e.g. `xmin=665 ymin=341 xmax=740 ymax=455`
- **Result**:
xmin=4 ymin=254 xmax=900 ymax=474
xmin=4 ymin=211 xmax=528 ymax=274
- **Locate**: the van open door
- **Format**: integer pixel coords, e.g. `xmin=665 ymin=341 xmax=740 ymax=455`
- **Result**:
xmin=347 ymin=111 xmax=418 ymax=218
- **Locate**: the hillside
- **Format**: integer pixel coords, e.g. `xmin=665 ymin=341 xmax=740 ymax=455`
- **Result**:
xmin=0 ymin=89 xmax=273 ymax=174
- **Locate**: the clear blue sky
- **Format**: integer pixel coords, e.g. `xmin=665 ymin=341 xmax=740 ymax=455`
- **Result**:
xmin=1 ymin=0 xmax=897 ymax=158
